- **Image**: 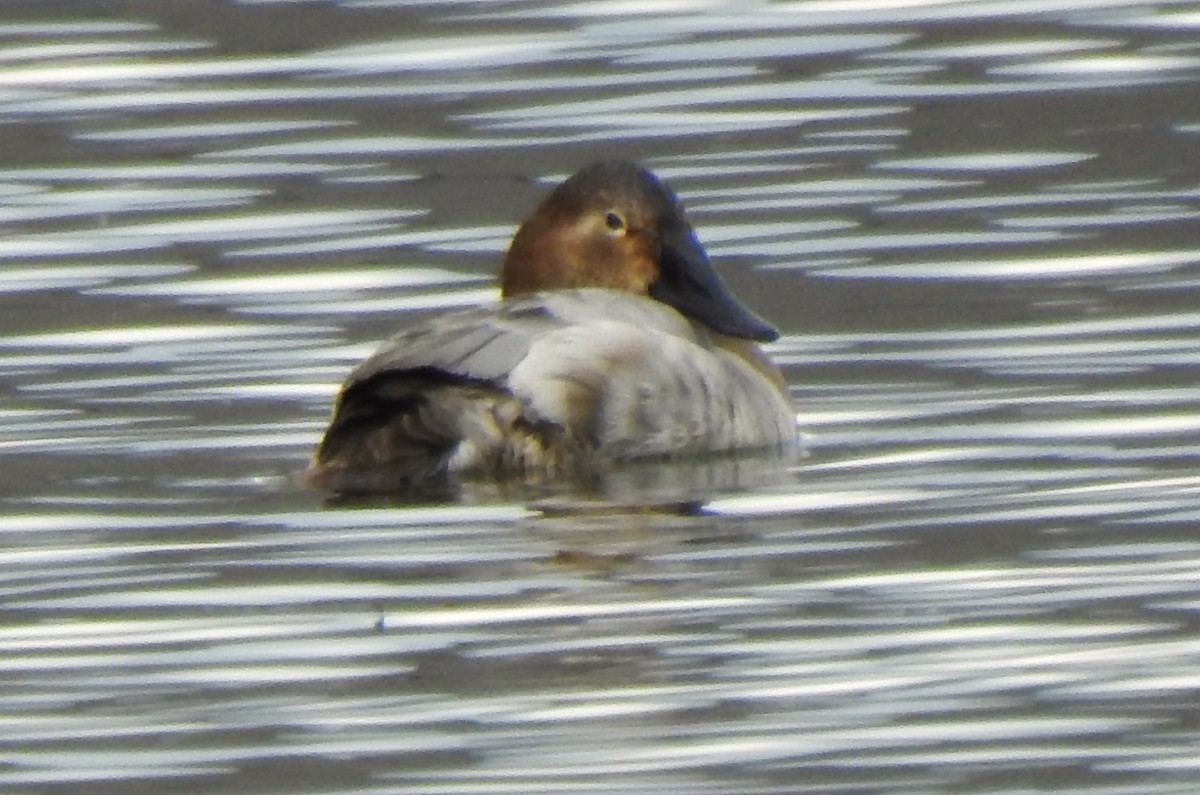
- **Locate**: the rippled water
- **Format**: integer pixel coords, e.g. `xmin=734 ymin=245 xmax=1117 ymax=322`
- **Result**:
xmin=3 ymin=1 xmax=1200 ymax=793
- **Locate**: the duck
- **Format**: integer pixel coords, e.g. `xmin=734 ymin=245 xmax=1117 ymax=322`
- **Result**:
xmin=306 ymin=160 xmax=796 ymax=494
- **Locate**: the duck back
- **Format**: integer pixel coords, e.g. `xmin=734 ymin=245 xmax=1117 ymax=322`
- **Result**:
xmin=307 ymin=289 xmax=795 ymax=493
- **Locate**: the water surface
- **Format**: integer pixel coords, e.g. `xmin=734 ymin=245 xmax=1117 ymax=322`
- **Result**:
xmin=3 ymin=1 xmax=1200 ymax=793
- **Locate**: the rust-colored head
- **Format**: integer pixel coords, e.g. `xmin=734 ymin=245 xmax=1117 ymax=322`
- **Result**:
xmin=501 ymin=161 xmax=777 ymax=342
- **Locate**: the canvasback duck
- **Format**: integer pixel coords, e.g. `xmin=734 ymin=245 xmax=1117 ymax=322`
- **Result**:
xmin=307 ymin=161 xmax=796 ymax=493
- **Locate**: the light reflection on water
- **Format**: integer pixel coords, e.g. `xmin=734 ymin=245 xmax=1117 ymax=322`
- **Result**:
xmin=1 ymin=1 xmax=1199 ymax=793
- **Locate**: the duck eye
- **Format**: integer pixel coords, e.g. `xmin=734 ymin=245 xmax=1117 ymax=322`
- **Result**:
xmin=604 ymin=211 xmax=625 ymax=232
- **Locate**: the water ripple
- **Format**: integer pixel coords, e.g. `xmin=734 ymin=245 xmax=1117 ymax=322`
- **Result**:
xmin=2 ymin=2 xmax=1199 ymax=794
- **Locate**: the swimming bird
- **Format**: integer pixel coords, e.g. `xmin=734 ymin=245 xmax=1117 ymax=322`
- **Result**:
xmin=307 ymin=161 xmax=796 ymax=493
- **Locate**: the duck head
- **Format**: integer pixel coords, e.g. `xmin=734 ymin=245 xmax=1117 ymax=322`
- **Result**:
xmin=500 ymin=161 xmax=778 ymax=342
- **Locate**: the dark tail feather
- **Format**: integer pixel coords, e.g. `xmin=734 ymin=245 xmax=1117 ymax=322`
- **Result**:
xmin=307 ymin=369 xmax=501 ymax=494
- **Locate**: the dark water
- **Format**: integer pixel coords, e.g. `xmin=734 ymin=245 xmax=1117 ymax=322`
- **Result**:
xmin=3 ymin=1 xmax=1200 ymax=793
